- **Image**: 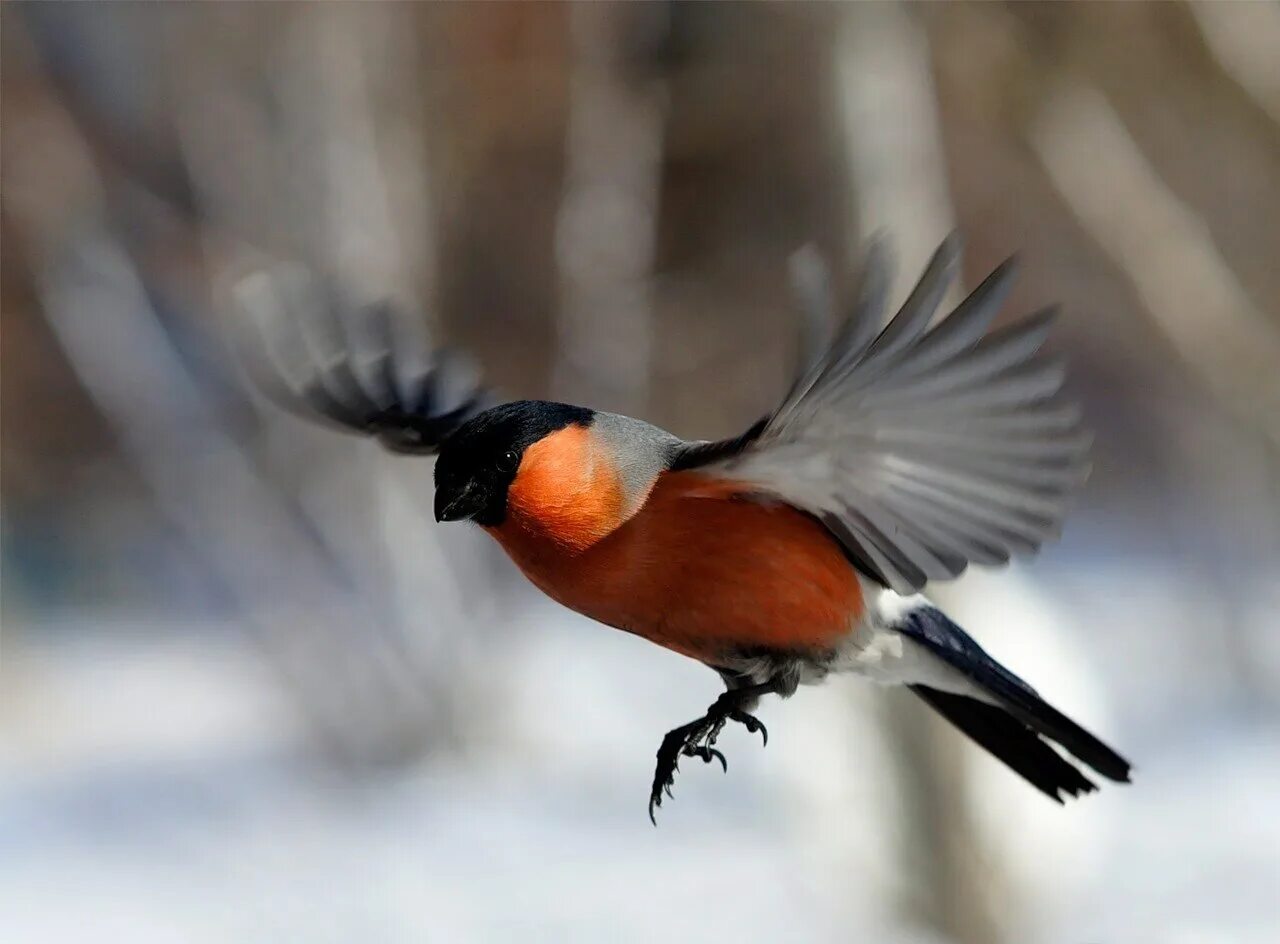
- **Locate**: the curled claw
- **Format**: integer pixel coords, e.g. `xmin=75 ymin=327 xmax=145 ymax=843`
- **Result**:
xmin=704 ymin=747 xmax=727 ymax=772
xmin=731 ymin=710 xmax=768 ymax=747
xmin=751 ymin=719 xmax=769 ymax=748
xmin=681 ymin=743 xmax=725 ymax=772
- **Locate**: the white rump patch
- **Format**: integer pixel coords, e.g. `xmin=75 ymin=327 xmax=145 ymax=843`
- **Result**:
xmin=832 ymin=581 xmax=996 ymax=702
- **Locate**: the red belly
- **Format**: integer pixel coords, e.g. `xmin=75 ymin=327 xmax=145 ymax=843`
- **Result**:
xmin=488 ymin=471 xmax=864 ymax=665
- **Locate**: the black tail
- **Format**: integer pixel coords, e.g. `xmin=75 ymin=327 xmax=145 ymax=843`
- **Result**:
xmin=898 ymin=606 xmax=1131 ymax=801
xmin=910 ymin=685 xmax=1099 ymax=801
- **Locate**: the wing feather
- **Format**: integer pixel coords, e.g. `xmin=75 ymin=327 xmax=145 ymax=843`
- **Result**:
xmin=686 ymin=235 xmax=1089 ymax=593
xmin=862 ymin=233 xmax=963 ymax=363
xmin=236 ymin=265 xmax=495 ymax=454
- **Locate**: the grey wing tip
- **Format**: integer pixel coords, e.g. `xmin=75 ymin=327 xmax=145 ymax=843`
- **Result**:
xmin=860 ymin=231 xmax=896 ymax=278
xmin=1028 ymin=303 xmax=1060 ymax=326
xmin=788 ymin=243 xmax=837 ymax=361
xmin=936 ymin=230 xmax=964 ymax=262
xmin=918 ymin=232 xmax=964 ymax=293
xmin=864 ymin=227 xmax=893 ymax=254
xmin=1075 ymin=457 xmax=1095 ymax=489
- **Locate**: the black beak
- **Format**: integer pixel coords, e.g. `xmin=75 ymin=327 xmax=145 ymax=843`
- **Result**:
xmin=434 ymin=481 xmax=485 ymax=523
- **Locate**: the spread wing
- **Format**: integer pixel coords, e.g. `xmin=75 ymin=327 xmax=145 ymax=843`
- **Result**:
xmin=675 ymin=235 xmax=1090 ymax=594
xmin=234 ymin=265 xmax=496 ymax=454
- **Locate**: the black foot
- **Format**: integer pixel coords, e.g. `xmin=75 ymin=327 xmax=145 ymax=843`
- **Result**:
xmin=648 ymin=689 xmax=772 ymax=825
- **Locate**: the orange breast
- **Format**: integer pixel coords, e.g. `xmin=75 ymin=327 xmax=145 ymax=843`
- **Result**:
xmin=488 ymin=470 xmax=864 ymax=666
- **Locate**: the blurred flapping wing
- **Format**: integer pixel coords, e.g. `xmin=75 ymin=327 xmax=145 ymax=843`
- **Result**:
xmin=234 ymin=266 xmax=496 ymax=454
xmin=679 ymin=235 xmax=1090 ymax=594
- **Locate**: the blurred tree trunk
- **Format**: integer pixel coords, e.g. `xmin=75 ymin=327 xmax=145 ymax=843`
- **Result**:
xmin=552 ymin=2 xmax=670 ymax=415
xmin=834 ymin=4 xmax=1007 ymax=943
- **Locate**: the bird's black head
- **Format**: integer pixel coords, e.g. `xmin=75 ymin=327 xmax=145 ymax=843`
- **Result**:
xmin=433 ymin=400 xmax=595 ymax=526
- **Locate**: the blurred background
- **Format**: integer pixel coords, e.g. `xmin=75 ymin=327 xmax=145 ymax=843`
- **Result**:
xmin=3 ymin=3 xmax=1280 ymax=942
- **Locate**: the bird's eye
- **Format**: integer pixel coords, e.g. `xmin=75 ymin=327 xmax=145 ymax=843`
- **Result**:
xmin=496 ymin=450 xmax=519 ymax=473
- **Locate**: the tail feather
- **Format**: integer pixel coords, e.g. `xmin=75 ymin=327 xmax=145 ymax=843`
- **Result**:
xmin=910 ymin=685 xmax=1097 ymax=802
xmin=895 ymin=605 xmax=1132 ymax=790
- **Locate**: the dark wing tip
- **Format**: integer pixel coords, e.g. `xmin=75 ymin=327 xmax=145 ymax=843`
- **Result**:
xmin=988 ymin=251 xmax=1021 ymax=286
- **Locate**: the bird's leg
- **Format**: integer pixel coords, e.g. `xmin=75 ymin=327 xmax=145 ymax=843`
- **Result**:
xmin=648 ymin=681 xmax=777 ymax=824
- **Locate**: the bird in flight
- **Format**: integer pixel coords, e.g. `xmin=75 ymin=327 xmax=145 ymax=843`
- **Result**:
xmin=243 ymin=235 xmax=1130 ymax=822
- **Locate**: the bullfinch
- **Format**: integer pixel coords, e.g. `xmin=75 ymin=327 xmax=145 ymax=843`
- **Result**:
xmin=245 ymin=234 xmax=1130 ymax=822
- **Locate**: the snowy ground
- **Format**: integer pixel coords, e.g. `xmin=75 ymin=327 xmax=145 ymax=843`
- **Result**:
xmin=3 ymin=571 xmax=1279 ymax=943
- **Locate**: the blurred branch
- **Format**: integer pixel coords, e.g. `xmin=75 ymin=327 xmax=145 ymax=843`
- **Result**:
xmin=37 ymin=228 xmax=446 ymax=767
xmin=176 ymin=6 xmax=501 ymax=756
xmin=1033 ymin=82 xmax=1280 ymax=702
xmin=1187 ymin=0 xmax=1280 ymax=130
xmin=8 ymin=12 xmax=478 ymax=768
xmin=1033 ymin=84 xmax=1280 ymax=453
